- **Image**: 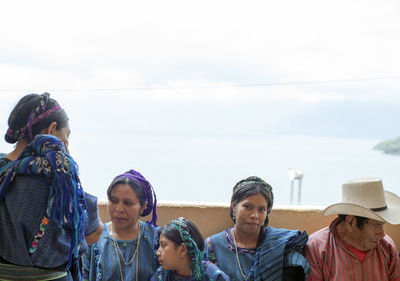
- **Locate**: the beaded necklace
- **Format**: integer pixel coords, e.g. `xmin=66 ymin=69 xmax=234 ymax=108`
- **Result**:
xmin=231 ymin=227 xmax=247 ymax=281
xmin=111 ymin=222 xmax=141 ymax=281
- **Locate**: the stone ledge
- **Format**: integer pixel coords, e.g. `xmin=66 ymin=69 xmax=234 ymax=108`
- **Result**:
xmin=97 ymin=200 xmax=400 ymax=249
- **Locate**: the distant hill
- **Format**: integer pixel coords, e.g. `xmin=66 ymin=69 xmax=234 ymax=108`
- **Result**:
xmin=374 ymin=137 xmax=400 ymax=155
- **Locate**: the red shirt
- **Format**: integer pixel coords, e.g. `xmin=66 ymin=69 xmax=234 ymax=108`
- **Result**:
xmin=341 ymin=239 xmax=368 ymax=262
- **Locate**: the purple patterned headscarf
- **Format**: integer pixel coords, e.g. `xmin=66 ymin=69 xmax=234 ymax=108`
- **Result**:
xmin=111 ymin=169 xmax=158 ymax=226
xmin=6 ymin=93 xmax=61 ymax=141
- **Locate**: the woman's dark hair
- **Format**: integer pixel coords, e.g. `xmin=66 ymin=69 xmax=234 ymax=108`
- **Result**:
xmin=5 ymin=93 xmax=68 ymax=144
xmin=160 ymin=219 xmax=205 ymax=252
xmin=107 ymin=177 xmax=147 ymax=215
xmin=338 ymin=214 xmax=369 ymax=229
xmin=230 ymin=176 xmax=274 ymax=227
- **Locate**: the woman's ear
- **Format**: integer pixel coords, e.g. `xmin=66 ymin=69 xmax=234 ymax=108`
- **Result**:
xmin=231 ymin=200 xmax=236 ymax=216
xmin=179 ymin=243 xmax=188 ymax=259
xmin=139 ymin=202 xmax=148 ymax=216
xmin=41 ymin=121 xmax=57 ymax=135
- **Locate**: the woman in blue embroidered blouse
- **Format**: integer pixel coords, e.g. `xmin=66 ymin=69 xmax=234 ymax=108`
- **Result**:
xmin=83 ymin=169 xmax=159 ymax=281
xmin=204 ymin=176 xmax=310 ymax=281
xmin=151 ymin=217 xmax=229 ymax=281
xmin=0 ymin=93 xmax=103 ymax=281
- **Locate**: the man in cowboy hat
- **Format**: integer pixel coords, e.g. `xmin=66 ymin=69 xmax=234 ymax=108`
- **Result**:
xmin=304 ymin=178 xmax=400 ymax=281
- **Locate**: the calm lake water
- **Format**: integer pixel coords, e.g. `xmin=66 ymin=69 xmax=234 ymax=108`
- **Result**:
xmin=1 ymin=132 xmax=399 ymax=206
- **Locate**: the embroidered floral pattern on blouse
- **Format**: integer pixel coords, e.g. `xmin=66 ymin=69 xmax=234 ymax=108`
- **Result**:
xmin=29 ymin=217 xmax=49 ymax=254
xmin=225 ymin=228 xmax=257 ymax=254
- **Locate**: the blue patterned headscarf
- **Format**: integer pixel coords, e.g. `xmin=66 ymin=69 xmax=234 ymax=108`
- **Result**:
xmin=233 ymin=176 xmax=274 ymax=213
xmin=112 ymin=169 xmax=158 ymax=226
xmin=0 ymin=134 xmax=86 ymax=265
xmin=170 ymin=217 xmax=204 ymax=281
xmin=231 ymin=176 xmax=274 ymax=227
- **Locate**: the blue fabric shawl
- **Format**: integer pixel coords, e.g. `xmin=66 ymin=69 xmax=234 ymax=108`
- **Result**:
xmin=0 ymin=134 xmax=87 ymax=265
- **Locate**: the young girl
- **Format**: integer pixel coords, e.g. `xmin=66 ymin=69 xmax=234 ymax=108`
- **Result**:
xmin=152 ymin=217 xmax=229 ymax=281
xmin=204 ymin=176 xmax=310 ymax=281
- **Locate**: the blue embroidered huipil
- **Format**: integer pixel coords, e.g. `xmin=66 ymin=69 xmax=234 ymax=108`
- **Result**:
xmin=204 ymin=227 xmax=310 ymax=281
xmin=0 ymin=153 xmax=101 ymax=270
xmin=83 ymin=221 xmax=159 ymax=281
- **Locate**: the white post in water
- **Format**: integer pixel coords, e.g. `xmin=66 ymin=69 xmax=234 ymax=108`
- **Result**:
xmin=288 ymin=168 xmax=303 ymax=204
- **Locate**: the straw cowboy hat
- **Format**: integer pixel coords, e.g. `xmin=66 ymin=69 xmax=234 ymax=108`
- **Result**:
xmin=323 ymin=178 xmax=400 ymax=225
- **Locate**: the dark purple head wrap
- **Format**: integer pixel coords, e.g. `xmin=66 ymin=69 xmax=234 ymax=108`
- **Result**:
xmin=112 ymin=169 xmax=158 ymax=226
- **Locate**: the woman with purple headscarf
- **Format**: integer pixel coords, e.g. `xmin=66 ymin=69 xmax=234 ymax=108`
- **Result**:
xmin=0 ymin=93 xmax=102 ymax=281
xmin=83 ymin=169 xmax=159 ymax=281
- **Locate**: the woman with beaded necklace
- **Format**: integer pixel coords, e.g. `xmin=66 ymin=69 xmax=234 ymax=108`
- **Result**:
xmin=0 ymin=93 xmax=103 ymax=280
xmin=204 ymin=176 xmax=310 ymax=281
xmin=83 ymin=169 xmax=159 ymax=281
xmin=152 ymin=217 xmax=229 ymax=281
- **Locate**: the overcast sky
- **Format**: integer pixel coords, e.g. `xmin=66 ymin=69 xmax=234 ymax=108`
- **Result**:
xmin=1 ymin=0 xmax=400 ymax=140
xmin=1 ymin=0 xmax=400 ymax=102
xmin=2 ymin=1 xmax=400 ymax=202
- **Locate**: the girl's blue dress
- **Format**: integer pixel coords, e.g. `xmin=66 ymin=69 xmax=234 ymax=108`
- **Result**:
xmin=204 ymin=227 xmax=310 ymax=281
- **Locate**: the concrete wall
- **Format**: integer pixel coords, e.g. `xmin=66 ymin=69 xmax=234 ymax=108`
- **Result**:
xmin=98 ymin=200 xmax=400 ymax=249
